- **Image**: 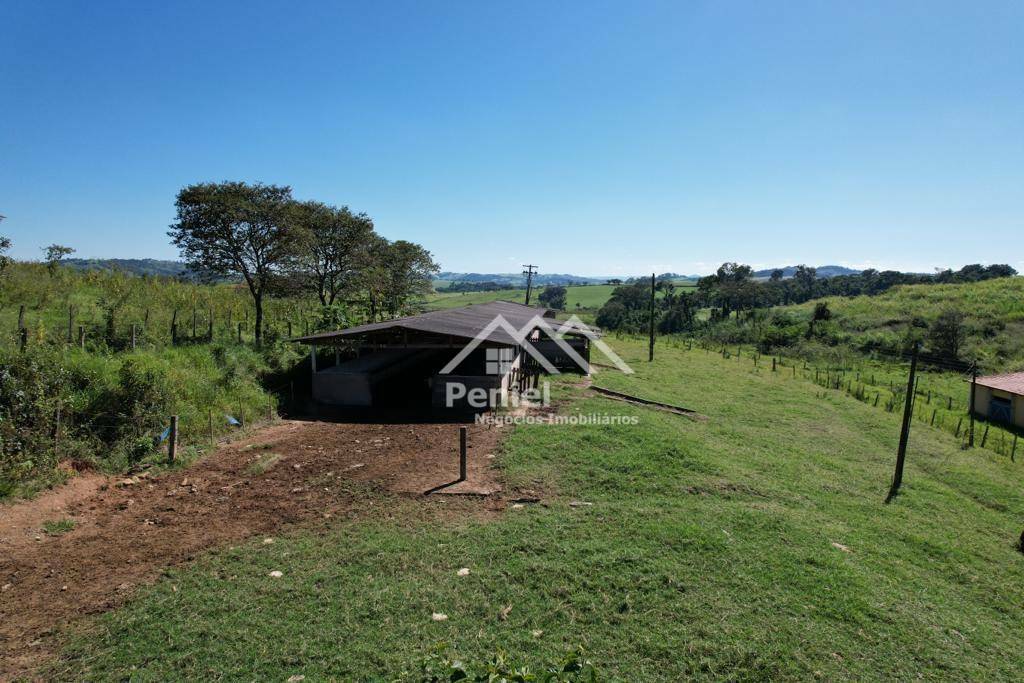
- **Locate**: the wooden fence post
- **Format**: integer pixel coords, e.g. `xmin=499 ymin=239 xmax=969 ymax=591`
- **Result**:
xmin=17 ymin=304 xmax=25 ymax=331
xmin=459 ymin=426 xmax=467 ymax=482
xmin=131 ymin=323 xmax=137 ymax=350
xmin=208 ymin=410 xmax=215 ymax=447
xmin=168 ymin=415 xmax=178 ymax=464
xmin=19 ymin=327 xmax=27 ymax=352
xmin=78 ymin=325 xmax=85 ymax=349
xmin=67 ymin=305 xmax=74 ymax=343
xmin=237 ymin=322 xmax=243 ymax=344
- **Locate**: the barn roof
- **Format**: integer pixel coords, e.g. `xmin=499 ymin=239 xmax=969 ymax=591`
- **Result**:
xmin=975 ymin=372 xmax=1024 ymax=396
xmin=291 ymin=301 xmax=596 ymax=346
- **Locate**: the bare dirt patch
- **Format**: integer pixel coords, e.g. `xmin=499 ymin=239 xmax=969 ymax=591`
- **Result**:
xmin=0 ymin=418 xmax=506 ymax=679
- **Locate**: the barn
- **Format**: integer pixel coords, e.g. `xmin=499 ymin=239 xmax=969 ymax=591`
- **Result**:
xmin=971 ymin=372 xmax=1024 ymax=429
xmin=291 ymin=301 xmax=595 ymax=411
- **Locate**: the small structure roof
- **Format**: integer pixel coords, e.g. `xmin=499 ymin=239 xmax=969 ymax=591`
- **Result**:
xmin=975 ymin=372 xmax=1024 ymax=396
xmin=292 ymin=301 xmax=596 ymax=347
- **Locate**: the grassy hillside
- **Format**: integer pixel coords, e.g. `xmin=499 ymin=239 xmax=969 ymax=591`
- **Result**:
xmin=777 ymin=277 xmax=1024 ymax=371
xmin=695 ymin=277 xmax=1024 ymax=374
xmin=55 ymin=337 xmax=1024 ymax=680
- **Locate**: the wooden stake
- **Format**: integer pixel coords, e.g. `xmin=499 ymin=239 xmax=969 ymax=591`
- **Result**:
xmin=459 ymin=426 xmax=468 ymax=482
xmin=168 ymin=415 xmax=178 ymax=464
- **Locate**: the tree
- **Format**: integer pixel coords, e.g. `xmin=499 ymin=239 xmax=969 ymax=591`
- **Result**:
xmin=362 ymin=239 xmax=439 ymax=320
xmin=806 ymin=301 xmax=831 ymax=338
xmin=928 ymin=309 xmax=967 ymax=359
xmin=43 ymin=243 xmax=74 ymax=275
xmin=769 ymin=269 xmax=784 ymax=281
xmin=0 ymin=234 xmax=11 ymax=275
xmin=291 ymin=201 xmax=376 ymax=306
xmin=792 ymin=264 xmax=817 ymax=302
xmin=538 ymin=285 xmax=567 ymax=310
xmin=169 ymin=181 xmax=299 ymax=344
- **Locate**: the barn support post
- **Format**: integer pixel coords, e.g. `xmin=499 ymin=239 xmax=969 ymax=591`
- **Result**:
xmin=310 ymin=344 xmax=318 ymax=374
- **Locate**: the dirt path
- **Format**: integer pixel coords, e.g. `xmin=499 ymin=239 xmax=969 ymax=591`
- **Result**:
xmin=0 ymin=418 xmax=506 ymax=680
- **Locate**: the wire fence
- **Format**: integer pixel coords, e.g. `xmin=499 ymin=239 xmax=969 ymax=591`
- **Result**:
xmin=677 ymin=337 xmax=1021 ymax=462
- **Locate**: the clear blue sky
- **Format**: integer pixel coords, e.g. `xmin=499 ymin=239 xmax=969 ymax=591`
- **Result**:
xmin=2 ymin=1 xmax=1021 ymax=276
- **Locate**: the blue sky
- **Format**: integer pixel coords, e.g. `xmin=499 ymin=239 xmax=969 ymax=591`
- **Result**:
xmin=1 ymin=1 xmax=1021 ymax=276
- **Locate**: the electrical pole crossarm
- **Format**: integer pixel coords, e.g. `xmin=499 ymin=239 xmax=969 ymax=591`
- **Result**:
xmin=522 ymin=264 xmax=538 ymax=306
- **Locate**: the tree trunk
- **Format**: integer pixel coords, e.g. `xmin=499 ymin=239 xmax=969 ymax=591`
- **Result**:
xmin=254 ymin=292 xmax=264 ymax=346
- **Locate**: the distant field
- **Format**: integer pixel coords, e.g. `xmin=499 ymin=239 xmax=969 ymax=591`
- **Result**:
xmin=425 ymin=281 xmax=698 ymax=312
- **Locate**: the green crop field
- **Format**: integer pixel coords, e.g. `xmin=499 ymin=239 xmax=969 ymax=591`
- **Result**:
xmin=54 ymin=336 xmax=1024 ymax=680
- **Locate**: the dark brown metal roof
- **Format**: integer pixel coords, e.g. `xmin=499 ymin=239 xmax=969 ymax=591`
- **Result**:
xmin=975 ymin=372 xmax=1024 ymax=396
xmin=291 ymin=301 xmax=594 ymax=346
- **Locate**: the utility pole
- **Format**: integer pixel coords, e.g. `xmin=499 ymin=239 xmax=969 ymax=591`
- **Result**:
xmin=648 ymin=273 xmax=656 ymax=362
xmin=886 ymin=344 xmax=919 ymax=503
xmin=523 ymin=264 xmax=538 ymax=305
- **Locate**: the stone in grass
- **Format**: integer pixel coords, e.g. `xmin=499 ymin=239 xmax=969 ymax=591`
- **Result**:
xmin=457 ymin=568 xmax=470 ymax=576
xmin=268 ymin=570 xmax=284 ymax=578
xmin=569 ymin=501 xmax=593 ymax=508
xmin=431 ymin=612 xmax=449 ymax=622
xmin=287 ymin=676 xmax=306 ymax=682
xmin=830 ymin=542 xmax=852 ymax=553
xmin=263 ymin=538 xmax=274 ymax=545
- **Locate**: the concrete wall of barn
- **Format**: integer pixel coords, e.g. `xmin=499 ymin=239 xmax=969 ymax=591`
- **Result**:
xmin=971 ymin=385 xmax=1024 ymax=429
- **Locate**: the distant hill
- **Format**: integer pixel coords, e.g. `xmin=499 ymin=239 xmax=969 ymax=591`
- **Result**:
xmin=61 ymin=258 xmax=190 ymax=278
xmin=752 ymin=265 xmax=860 ymax=279
xmin=436 ymin=272 xmax=702 ymax=287
xmin=437 ymin=272 xmax=611 ymax=287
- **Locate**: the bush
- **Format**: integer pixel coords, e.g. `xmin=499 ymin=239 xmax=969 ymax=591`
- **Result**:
xmin=0 ymin=342 xmax=297 ymax=496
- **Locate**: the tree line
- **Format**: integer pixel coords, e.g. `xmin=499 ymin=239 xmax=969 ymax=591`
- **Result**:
xmin=596 ymin=261 xmax=1018 ymax=338
xmin=169 ymin=181 xmax=438 ymax=344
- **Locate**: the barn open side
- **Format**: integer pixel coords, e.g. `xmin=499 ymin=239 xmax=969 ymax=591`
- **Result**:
xmin=291 ymin=301 xmax=595 ymax=412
